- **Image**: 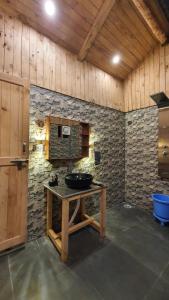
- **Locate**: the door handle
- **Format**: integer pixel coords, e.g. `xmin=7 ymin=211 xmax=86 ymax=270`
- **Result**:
xmin=10 ymin=159 xmax=29 ymax=170
xmin=23 ymin=142 xmax=27 ymax=153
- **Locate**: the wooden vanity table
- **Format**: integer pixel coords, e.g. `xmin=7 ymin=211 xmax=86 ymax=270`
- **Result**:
xmin=44 ymin=183 xmax=106 ymax=262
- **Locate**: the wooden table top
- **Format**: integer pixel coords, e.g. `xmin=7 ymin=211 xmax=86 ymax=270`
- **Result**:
xmin=44 ymin=182 xmax=105 ymax=200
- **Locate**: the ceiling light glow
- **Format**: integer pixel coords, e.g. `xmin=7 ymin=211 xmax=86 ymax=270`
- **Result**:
xmin=44 ymin=1 xmax=56 ymax=16
xmin=112 ymin=54 xmax=121 ymax=64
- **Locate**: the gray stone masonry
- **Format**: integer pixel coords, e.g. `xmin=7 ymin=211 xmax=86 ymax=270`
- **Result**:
xmin=29 ymin=86 xmax=125 ymax=240
xmin=125 ymin=106 xmax=169 ymax=211
xmin=29 ymin=86 xmax=169 ymax=241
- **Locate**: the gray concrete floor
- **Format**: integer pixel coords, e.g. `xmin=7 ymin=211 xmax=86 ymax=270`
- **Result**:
xmin=1 ymin=206 xmax=169 ymax=300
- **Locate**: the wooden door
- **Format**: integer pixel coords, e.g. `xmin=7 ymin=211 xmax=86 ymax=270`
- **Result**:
xmin=0 ymin=74 xmax=29 ymax=251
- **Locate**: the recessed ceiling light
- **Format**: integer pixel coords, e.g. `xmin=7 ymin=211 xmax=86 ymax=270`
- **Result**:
xmin=112 ymin=54 xmax=121 ymax=64
xmin=44 ymin=1 xmax=56 ymax=16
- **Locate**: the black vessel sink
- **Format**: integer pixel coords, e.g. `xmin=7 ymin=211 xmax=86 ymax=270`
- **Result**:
xmin=65 ymin=173 xmax=93 ymax=189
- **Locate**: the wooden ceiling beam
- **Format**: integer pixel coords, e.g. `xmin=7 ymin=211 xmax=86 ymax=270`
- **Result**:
xmin=131 ymin=0 xmax=167 ymax=45
xmin=78 ymin=0 xmax=116 ymax=61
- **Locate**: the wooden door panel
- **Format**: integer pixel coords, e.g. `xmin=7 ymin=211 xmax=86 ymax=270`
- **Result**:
xmin=0 ymin=75 xmax=29 ymax=252
xmin=0 ymin=82 xmax=24 ymax=157
xmin=0 ymin=165 xmax=28 ymax=250
xmin=0 ymin=81 xmax=10 ymax=156
xmin=10 ymin=84 xmax=23 ymax=157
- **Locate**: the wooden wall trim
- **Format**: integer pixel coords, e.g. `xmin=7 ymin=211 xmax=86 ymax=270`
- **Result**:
xmin=0 ymin=72 xmax=28 ymax=87
xmin=124 ymin=44 xmax=169 ymax=112
xmin=0 ymin=12 xmax=124 ymax=111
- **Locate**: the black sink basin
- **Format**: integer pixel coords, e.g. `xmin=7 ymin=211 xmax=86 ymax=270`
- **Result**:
xmin=65 ymin=173 xmax=93 ymax=189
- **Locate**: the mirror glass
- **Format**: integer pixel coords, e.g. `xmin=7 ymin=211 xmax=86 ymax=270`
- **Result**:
xmin=158 ymin=108 xmax=169 ymax=179
xmin=49 ymin=123 xmax=82 ymax=160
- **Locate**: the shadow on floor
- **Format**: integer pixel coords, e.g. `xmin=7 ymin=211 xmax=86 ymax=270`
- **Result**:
xmin=1 ymin=206 xmax=169 ymax=300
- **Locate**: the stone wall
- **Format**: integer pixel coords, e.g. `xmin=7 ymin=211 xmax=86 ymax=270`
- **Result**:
xmin=28 ymin=86 xmax=169 ymax=240
xmin=125 ymin=106 xmax=169 ymax=211
xmin=28 ymin=86 xmax=125 ymax=240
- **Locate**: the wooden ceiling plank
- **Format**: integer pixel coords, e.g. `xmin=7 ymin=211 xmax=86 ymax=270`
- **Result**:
xmin=87 ymin=56 xmax=124 ymax=78
xmin=78 ymin=0 xmax=116 ymax=61
xmin=87 ymin=54 xmax=126 ymax=79
xmin=131 ymin=0 xmax=167 ymax=45
xmin=115 ymin=1 xmax=153 ymax=53
xmin=145 ymin=0 xmax=169 ymax=36
xmin=98 ymin=26 xmax=139 ymax=67
xmin=0 ymin=0 xmax=84 ymax=45
xmin=13 ymin=0 xmax=86 ymax=45
xmin=87 ymin=47 xmax=128 ymax=78
xmin=76 ymin=0 xmax=100 ymax=17
xmin=63 ymin=0 xmax=96 ymax=25
xmin=0 ymin=2 xmax=18 ymax=17
xmin=108 ymin=10 xmax=147 ymax=60
xmin=121 ymin=0 xmax=156 ymax=47
xmin=93 ymin=40 xmax=132 ymax=73
xmin=4 ymin=9 xmax=78 ymax=55
xmin=90 ymin=0 xmax=103 ymax=10
xmin=104 ymin=17 xmax=144 ymax=61
xmin=0 ymin=1 xmax=83 ymax=53
xmin=95 ymin=33 xmax=136 ymax=69
xmin=34 ymin=0 xmax=92 ymax=35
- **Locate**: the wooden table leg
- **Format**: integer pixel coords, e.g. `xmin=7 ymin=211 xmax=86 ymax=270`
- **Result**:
xmin=61 ymin=199 xmax=69 ymax=262
xmin=47 ymin=190 xmax=53 ymax=234
xmin=79 ymin=198 xmax=86 ymax=220
xmin=99 ymin=188 xmax=106 ymax=239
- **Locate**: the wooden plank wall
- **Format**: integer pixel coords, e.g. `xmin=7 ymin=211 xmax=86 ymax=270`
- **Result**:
xmin=0 ymin=12 xmax=124 ymax=111
xmin=124 ymin=43 xmax=169 ymax=112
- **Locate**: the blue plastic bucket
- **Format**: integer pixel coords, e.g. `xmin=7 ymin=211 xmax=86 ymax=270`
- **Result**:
xmin=152 ymin=194 xmax=169 ymax=220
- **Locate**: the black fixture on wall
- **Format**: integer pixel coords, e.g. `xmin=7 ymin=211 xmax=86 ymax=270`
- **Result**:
xmin=128 ymin=121 xmax=132 ymax=126
xmin=94 ymin=151 xmax=101 ymax=165
xmin=150 ymin=92 xmax=169 ymax=108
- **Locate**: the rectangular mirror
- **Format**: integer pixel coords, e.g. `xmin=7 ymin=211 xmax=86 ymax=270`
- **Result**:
xmin=45 ymin=116 xmax=90 ymax=160
xmin=45 ymin=116 xmax=82 ymax=160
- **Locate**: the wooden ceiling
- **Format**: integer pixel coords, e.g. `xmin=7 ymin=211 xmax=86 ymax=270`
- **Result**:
xmin=145 ymin=0 xmax=169 ymax=38
xmin=0 ymin=0 xmax=168 ymax=80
